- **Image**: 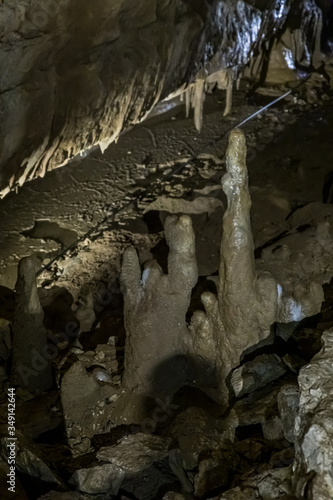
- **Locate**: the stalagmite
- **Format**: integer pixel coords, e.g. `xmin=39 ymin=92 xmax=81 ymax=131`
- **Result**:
xmin=0 ymin=0 xmax=325 ymax=196
xmin=190 ymin=129 xmax=323 ymax=404
xmin=118 ymin=129 xmax=324 ymax=414
xmin=11 ymin=256 xmax=52 ymax=393
xmin=120 ymin=215 xmax=198 ymax=396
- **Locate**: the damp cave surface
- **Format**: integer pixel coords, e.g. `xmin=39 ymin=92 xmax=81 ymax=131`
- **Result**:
xmin=1 ymin=90 xmax=332 ymax=499
xmin=0 ymin=5 xmax=333 ymax=499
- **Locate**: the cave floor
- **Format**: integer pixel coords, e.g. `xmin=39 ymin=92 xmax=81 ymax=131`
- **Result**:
xmin=0 ymin=83 xmax=332 ymax=296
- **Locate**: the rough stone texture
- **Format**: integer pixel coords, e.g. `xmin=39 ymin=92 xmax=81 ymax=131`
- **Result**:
xmin=61 ymin=343 xmax=119 ymax=456
xmin=245 ymin=0 xmax=323 ymax=84
xmin=233 ymin=383 xmax=282 ymax=427
xmin=277 ymin=384 xmax=300 ymax=443
xmin=258 ymin=206 xmax=333 ymax=312
xmin=70 ymin=463 xmax=124 ymax=495
xmin=168 ymin=406 xmax=236 ymax=470
xmin=120 ymin=214 xmax=198 ymax=396
xmin=231 ymin=354 xmax=287 ymax=398
xmin=10 ymin=256 xmax=52 ymax=393
xmin=71 ymin=433 xmax=173 ymax=498
xmin=0 ymin=429 xmax=62 ymax=486
xmin=0 ymin=0 xmax=320 ymax=197
xmin=118 ymin=129 xmax=324 ymax=413
xmin=189 ymin=129 xmax=323 ymax=405
xmin=96 ymin=433 xmax=171 ymax=473
xmin=262 ymin=415 xmax=285 ymax=442
xmin=293 ymin=328 xmax=333 ymax=499
xmin=162 ymin=493 xmax=186 ymax=500
xmin=194 ymin=448 xmax=240 ymax=497
xmin=0 ymin=456 xmax=29 ymax=499
xmin=219 ymin=466 xmax=293 ymax=499
xmin=38 ymin=285 xmax=80 ymax=338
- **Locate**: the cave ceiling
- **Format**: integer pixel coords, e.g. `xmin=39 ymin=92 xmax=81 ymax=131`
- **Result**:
xmin=0 ymin=0 xmax=324 ymax=197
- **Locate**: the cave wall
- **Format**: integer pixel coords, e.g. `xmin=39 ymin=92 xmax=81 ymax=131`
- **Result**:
xmin=0 ymin=0 xmax=321 ymax=197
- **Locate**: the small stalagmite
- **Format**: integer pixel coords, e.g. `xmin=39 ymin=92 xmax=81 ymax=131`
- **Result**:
xmin=11 ymin=256 xmax=52 ymax=393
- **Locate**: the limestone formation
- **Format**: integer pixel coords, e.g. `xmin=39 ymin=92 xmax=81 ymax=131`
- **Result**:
xmin=0 ymin=430 xmax=62 ymax=487
xmin=293 ymin=328 xmax=333 ymax=499
xmin=219 ymin=466 xmax=293 ymax=499
xmin=245 ymin=0 xmax=323 ymax=84
xmin=0 ymin=0 xmax=322 ymax=197
xmin=120 ymin=214 xmax=198 ymax=396
xmin=11 ymin=256 xmax=52 ymax=393
xmin=277 ymin=384 xmax=300 ymax=444
xmin=119 ymin=128 xmax=324 ymax=411
xmin=70 ymin=433 xmax=173 ymax=498
xmin=61 ymin=342 xmax=119 ymax=456
xmin=230 ymin=354 xmax=287 ymax=398
xmin=189 ymin=129 xmax=323 ymax=405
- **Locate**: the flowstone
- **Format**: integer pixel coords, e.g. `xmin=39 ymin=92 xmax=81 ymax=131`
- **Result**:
xmin=119 ymin=128 xmax=324 ymax=412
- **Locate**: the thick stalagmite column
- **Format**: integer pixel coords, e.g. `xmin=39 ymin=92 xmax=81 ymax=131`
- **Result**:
xmin=116 ymin=129 xmax=325 ymax=417
xmin=120 ymin=215 xmax=198 ymax=396
xmin=190 ymin=128 xmax=324 ymax=405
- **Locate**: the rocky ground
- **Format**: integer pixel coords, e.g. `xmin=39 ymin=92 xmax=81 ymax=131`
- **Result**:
xmin=0 ymin=71 xmax=333 ymax=499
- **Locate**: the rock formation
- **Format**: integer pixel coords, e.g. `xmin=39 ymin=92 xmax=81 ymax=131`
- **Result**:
xmin=293 ymin=328 xmax=333 ymax=499
xmin=11 ymin=256 xmax=53 ymax=393
xmin=118 ymin=128 xmax=324 ymax=412
xmin=61 ymin=342 xmax=119 ymax=456
xmin=3 ymin=123 xmax=333 ymax=495
xmin=120 ymin=214 xmax=198 ymax=396
xmin=0 ymin=0 xmax=324 ymax=197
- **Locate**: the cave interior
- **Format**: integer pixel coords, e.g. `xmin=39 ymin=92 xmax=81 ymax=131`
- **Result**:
xmin=0 ymin=1 xmax=333 ymax=499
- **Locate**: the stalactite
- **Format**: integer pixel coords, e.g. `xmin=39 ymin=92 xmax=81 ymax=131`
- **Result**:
xmin=192 ymin=79 xmax=205 ymax=133
xmin=185 ymin=85 xmax=192 ymax=119
xmin=221 ymin=69 xmax=234 ymax=116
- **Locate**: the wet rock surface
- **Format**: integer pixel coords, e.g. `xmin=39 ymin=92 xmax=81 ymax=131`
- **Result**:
xmin=70 ymin=432 xmax=177 ymax=498
xmin=10 ymin=256 xmax=53 ymax=393
xmin=231 ymin=354 xmax=287 ymax=398
xmin=0 ymin=30 xmax=333 ymax=500
xmin=61 ymin=342 xmax=119 ymax=455
xmin=0 ymin=0 xmax=321 ymax=198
